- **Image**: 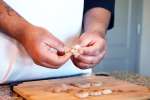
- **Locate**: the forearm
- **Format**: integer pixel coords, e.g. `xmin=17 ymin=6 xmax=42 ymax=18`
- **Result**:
xmin=0 ymin=0 xmax=32 ymax=42
xmin=84 ymin=8 xmax=111 ymax=38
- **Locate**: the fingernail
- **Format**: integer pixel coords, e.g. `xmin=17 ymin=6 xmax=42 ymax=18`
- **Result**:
xmin=58 ymin=47 xmax=65 ymax=52
xmin=57 ymin=51 xmax=65 ymax=56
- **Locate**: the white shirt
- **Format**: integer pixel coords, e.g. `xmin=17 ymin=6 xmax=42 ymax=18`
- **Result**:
xmin=0 ymin=0 xmax=91 ymax=84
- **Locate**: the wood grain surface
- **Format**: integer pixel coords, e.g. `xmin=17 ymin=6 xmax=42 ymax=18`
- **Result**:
xmin=13 ymin=75 xmax=150 ymax=100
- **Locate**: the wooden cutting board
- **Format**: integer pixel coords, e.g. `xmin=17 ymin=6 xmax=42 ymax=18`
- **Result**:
xmin=13 ymin=75 xmax=150 ymax=100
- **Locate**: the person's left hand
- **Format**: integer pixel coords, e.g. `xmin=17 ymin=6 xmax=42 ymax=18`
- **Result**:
xmin=71 ymin=32 xmax=106 ymax=69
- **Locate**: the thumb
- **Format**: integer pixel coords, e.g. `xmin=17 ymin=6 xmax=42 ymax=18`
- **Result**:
xmin=80 ymin=39 xmax=96 ymax=47
xmin=58 ymin=52 xmax=72 ymax=64
xmin=45 ymin=41 xmax=65 ymax=55
xmin=57 ymin=46 xmax=71 ymax=56
xmin=51 ymin=42 xmax=65 ymax=53
xmin=79 ymin=39 xmax=90 ymax=47
xmin=46 ymin=37 xmax=66 ymax=54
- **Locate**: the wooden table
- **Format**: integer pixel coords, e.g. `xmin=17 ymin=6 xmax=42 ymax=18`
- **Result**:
xmin=13 ymin=75 xmax=150 ymax=100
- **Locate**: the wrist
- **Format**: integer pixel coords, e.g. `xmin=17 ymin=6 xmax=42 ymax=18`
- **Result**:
xmin=15 ymin=23 xmax=34 ymax=44
xmin=84 ymin=30 xmax=106 ymax=39
xmin=84 ymin=24 xmax=107 ymax=39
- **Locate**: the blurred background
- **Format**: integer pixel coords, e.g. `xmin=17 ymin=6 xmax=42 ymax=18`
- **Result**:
xmin=94 ymin=0 xmax=150 ymax=76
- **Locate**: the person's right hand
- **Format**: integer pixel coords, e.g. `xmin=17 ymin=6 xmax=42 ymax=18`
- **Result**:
xmin=20 ymin=25 xmax=72 ymax=69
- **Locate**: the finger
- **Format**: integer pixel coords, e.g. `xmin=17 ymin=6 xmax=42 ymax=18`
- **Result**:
xmin=45 ymin=41 xmax=70 ymax=56
xmin=57 ymin=46 xmax=70 ymax=56
xmin=79 ymin=39 xmax=91 ymax=47
xmin=45 ymin=41 xmax=65 ymax=53
xmin=80 ymin=41 xmax=106 ymax=56
xmin=48 ymin=47 xmax=57 ymax=53
xmin=48 ymin=46 xmax=71 ymax=56
xmin=80 ymin=46 xmax=100 ymax=56
xmin=58 ymin=52 xmax=72 ymax=64
xmin=73 ymin=50 xmax=106 ymax=65
xmin=98 ymin=50 xmax=106 ymax=62
xmin=76 ymin=62 xmax=94 ymax=69
xmin=41 ymin=45 xmax=71 ymax=67
xmin=32 ymin=54 xmax=60 ymax=69
xmin=76 ymin=55 xmax=100 ymax=64
xmin=80 ymin=40 xmax=96 ymax=47
xmin=44 ymin=52 xmax=72 ymax=67
xmin=64 ymin=46 xmax=72 ymax=54
xmin=41 ymin=52 xmax=72 ymax=68
xmin=71 ymin=57 xmax=94 ymax=69
xmin=45 ymin=35 xmax=66 ymax=52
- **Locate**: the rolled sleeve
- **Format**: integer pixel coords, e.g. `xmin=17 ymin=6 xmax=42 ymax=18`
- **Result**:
xmin=84 ymin=0 xmax=115 ymax=29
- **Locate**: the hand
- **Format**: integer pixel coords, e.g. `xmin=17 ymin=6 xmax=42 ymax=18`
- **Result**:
xmin=20 ymin=25 xmax=72 ymax=69
xmin=71 ymin=32 xmax=106 ymax=69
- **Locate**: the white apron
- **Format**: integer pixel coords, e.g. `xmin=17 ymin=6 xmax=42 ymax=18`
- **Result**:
xmin=0 ymin=0 xmax=91 ymax=84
